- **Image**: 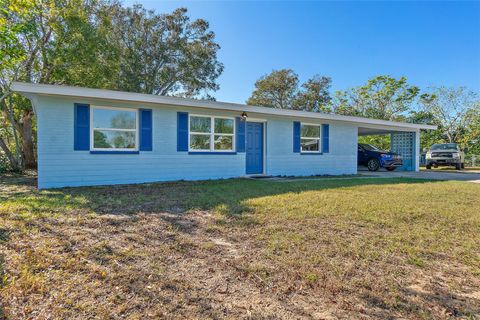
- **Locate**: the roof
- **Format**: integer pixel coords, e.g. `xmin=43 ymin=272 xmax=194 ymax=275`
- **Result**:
xmin=12 ymin=82 xmax=437 ymax=131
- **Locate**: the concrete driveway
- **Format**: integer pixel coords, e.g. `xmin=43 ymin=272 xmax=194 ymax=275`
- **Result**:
xmin=359 ymin=167 xmax=480 ymax=183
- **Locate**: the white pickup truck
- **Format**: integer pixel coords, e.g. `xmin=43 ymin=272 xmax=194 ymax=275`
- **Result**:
xmin=425 ymin=143 xmax=466 ymax=170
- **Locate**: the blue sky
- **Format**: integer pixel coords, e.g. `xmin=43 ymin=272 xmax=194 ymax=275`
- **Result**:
xmin=125 ymin=1 xmax=480 ymax=104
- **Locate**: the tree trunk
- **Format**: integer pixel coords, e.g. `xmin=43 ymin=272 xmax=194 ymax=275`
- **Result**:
xmin=446 ymin=132 xmax=453 ymax=143
xmin=0 ymin=136 xmax=21 ymax=171
xmin=20 ymin=111 xmax=36 ymax=169
xmin=4 ymin=102 xmax=23 ymax=170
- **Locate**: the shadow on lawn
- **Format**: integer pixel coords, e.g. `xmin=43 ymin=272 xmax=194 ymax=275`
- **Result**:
xmin=1 ymin=174 xmax=439 ymax=219
xmin=401 ymin=287 xmax=480 ymax=318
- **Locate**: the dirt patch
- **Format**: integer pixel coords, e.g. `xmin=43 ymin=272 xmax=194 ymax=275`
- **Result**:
xmin=0 ymin=208 xmax=333 ymax=319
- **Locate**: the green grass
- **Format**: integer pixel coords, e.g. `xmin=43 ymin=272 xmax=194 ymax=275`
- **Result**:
xmin=1 ymin=174 xmax=479 ymax=319
xmin=421 ymin=166 xmax=480 ymax=172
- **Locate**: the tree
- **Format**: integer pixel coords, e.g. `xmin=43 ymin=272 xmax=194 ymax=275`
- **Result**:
xmin=0 ymin=1 xmax=224 ymax=171
xmin=246 ymin=69 xmax=332 ymax=111
xmin=0 ymin=0 xmax=36 ymax=170
xmin=407 ymin=110 xmax=444 ymax=151
xmin=246 ymin=69 xmax=298 ymax=109
xmin=1 ymin=0 xmax=118 ymax=169
xmin=293 ymin=75 xmax=332 ymax=112
xmin=419 ymin=87 xmax=479 ymax=144
xmin=460 ymin=107 xmax=480 ymax=154
xmin=108 ymin=5 xmax=223 ymax=98
xmin=332 ymin=76 xmax=419 ymax=121
xmin=333 ymin=76 xmax=420 ymax=152
xmin=1 ymin=94 xmax=35 ymax=169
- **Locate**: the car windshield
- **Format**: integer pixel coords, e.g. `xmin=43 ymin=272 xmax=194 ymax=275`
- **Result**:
xmin=360 ymin=144 xmax=380 ymax=151
xmin=430 ymin=143 xmax=457 ymax=150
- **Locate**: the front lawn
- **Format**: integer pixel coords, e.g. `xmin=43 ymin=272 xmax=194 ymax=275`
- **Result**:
xmin=421 ymin=166 xmax=480 ymax=172
xmin=1 ymin=175 xmax=479 ymax=319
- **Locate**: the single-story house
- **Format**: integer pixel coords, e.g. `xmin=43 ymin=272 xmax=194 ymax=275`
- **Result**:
xmin=12 ymin=82 xmax=436 ymax=189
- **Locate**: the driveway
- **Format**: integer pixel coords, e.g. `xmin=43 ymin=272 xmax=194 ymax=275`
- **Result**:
xmin=359 ymin=168 xmax=480 ymax=183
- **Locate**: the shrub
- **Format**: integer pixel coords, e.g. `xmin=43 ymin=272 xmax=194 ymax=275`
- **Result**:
xmin=0 ymin=152 xmax=12 ymax=174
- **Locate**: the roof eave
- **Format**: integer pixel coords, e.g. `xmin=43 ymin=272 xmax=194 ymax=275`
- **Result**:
xmin=11 ymin=82 xmax=437 ymax=131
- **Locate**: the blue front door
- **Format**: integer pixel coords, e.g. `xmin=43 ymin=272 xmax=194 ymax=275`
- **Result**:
xmin=246 ymin=122 xmax=264 ymax=174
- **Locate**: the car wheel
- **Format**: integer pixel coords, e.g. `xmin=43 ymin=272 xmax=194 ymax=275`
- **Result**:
xmin=367 ymin=158 xmax=380 ymax=171
xmin=426 ymin=164 xmax=432 ymax=169
xmin=455 ymin=163 xmax=462 ymax=170
xmin=385 ymin=167 xmax=396 ymax=171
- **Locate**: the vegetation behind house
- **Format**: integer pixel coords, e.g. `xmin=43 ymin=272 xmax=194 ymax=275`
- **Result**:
xmin=1 ymin=1 xmax=479 ymax=172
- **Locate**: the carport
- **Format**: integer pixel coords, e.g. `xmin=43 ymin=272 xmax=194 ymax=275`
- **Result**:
xmin=357 ymin=122 xmax=436 ymax=171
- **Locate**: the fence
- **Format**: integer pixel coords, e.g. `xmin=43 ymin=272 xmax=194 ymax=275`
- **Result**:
xmin=464 ymin=154 xmax=479 ymax=167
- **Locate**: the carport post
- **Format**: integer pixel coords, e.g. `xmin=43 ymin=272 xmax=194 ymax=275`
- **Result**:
xmin=415 ymin=129 xmax=420 ymax=172
xmin=391 ymin=131 xmax=418 ymax=171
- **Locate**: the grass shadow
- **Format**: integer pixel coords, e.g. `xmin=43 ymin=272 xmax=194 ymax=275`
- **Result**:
xmin=0 ymin=174 xmax=444 ymax=233
xmin=401 ymin=286 xmax=480 ymax=318
xmin=1 ymin=175 xmax=442 ymax=215
xmin=67 ymin=177 xmax=439 ymax=214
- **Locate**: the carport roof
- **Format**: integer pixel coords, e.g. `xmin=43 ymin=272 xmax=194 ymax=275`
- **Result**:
xmin=12 ymin=82 xmax=437 ymax=131
xmin=358 ymin=127 xmax=421 ymax=136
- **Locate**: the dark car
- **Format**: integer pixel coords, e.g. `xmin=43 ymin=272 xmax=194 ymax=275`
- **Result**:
xmin=358 ymin=143 xmax=403 ymax=171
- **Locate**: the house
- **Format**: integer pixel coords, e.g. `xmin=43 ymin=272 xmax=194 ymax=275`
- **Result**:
xmin=12 ymin=82 xmax=436 ymax=189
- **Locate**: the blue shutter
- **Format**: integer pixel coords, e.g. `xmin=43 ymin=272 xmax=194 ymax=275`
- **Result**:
xmin=74 ymin=103 xmax=90 ymax=150
xmin=236 ymin=117 xmax=246 ymax=153
xmin=322 ymin=124 xmax=329 ymax=153
xmin=139 ymin=109 xmax=152 ymax=151
xmin=177 ymin=112 xmax=189 ymax=151
xmin=293 ymin=121 xmax=301 ymax=153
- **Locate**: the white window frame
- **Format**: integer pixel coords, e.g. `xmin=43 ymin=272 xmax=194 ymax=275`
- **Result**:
xmin=90 ymin=105 xmax=139 ymax=151
xmin=300 ymin=122 xmax=322 ymax=153
xmin=188 ymin=114 xmax=236 ymax=152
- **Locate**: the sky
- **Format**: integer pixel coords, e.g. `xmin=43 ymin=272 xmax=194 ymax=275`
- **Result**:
xmin=124 ymin=0 xmax=480 ymax=104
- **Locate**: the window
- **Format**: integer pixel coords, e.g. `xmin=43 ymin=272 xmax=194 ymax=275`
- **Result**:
xmin=300 ymin=123 xmax=321 ymax=153
xmin=91 ymin=106 xmax=138 ymax=151
xmin=360 ymin=143 xmax=380 ymax=151
xmin=189 ymin=115 xmax=235 ymax=152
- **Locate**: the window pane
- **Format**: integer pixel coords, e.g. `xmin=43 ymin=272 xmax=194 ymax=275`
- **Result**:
xmin=94 ymin=130 xmax=136 ymax=149
xmin=301 ymin=125 xmax=320 ymax=138
xmin=93 ymin=108 xmax=136 ymax=129
xmin=190 ymin=134 xmax=210 ymax=150
xmin=190 ymin=116 xmax=211 ymax=133
xmin=301 ymin=138 xmax=319 ymax=152
xmin=214 ymin=135 xmax=233 ymax=150
xmin=214 ymin=118 xmax=234 ymax=134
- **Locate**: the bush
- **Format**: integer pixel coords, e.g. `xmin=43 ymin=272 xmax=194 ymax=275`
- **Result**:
xmin=0 ymin=152 xmax=12 ymax=174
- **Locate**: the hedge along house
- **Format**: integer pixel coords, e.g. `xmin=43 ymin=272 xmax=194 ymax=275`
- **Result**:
xmin=12 ymin=82 xmax=436 ymax=189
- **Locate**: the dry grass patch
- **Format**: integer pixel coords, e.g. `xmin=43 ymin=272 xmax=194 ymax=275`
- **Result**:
xmin=0 ymin=174 xmax=479 ymax=319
